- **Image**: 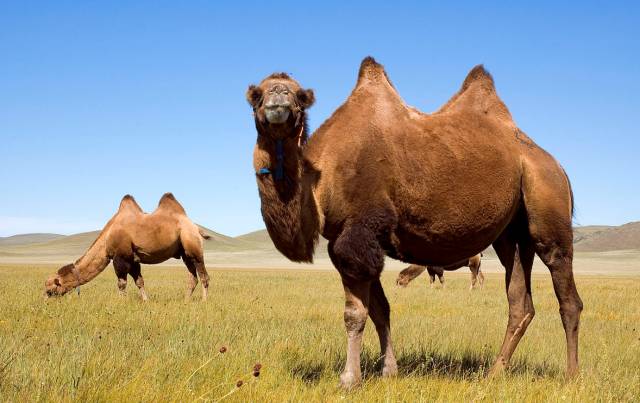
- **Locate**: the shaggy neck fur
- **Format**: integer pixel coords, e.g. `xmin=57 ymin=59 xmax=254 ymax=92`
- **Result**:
xmin=253 ymin=120 xmax=320 ymax=262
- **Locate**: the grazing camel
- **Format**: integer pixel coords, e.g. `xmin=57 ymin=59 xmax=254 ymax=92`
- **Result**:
xmin=246 ymin=57 xmax=582 ymax=388
xmin=396 ymin=253 xmax=484 ymax=289
xmin=45 ymin=193 xmax=211 ymax=301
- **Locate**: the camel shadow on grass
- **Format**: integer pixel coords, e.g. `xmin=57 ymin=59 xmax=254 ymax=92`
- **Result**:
xmin=289 ymin=348 xmax=559 ymax=385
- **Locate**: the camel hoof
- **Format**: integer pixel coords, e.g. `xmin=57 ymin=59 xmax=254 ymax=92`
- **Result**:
xmin=382 ymin=362 xmax=398 ymax=378
xmin=339 ymin=371 xmax=360 ymax=390
xmin=488 ymin=359 xmax=508 ymax=378
xmin=566 ymin=366 xmax=579 ymax=379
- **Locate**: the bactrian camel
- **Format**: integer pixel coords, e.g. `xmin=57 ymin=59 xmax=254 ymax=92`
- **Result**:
xmin=396 ymin=253 xmax=484 ymax=289
xmin=45 ymin=193 xmax=210 ymax=301
xmin=246 ymin=57 xmax=582 ymax=388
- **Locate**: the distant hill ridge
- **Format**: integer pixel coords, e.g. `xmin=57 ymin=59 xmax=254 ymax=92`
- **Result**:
xmin=235 ymin=222 xmax=640 ymax=254
xmin=573 ymin=222 xmax=640 ymax=252
xmin=0 ymin=233 xmax=65 ymax=247
xmin=1 ymin=222 xmax=638 ymax=260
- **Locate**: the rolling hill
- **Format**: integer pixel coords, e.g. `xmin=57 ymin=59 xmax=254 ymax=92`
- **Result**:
xmin=0 ymin=233 xmax=64 ymax=246
xmin=574 ymin=222 xmax=640 ymax=252
xmin=0 ymin=222 xmax=638 ymax=269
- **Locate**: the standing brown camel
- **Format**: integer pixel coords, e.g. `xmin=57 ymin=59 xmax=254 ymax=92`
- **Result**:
xmin=246 ymin=57 xmax=582 ymax=388
xmin=45 ymin=193 xmax=210 ymax=301
xmin=396 ymin=253 xmax=484 ymax=289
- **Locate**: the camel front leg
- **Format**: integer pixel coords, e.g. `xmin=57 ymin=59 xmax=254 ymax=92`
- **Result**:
xmin=328 ymin=218 xmax=390 ymax=389
xmin=368 ymin=279 xmax=398 ymax=377
xmin=340 ymin=279 xmax=371 ymax=388
xmin=113 ymin=256 xmax=128 ymax=297
xmin=129 ymin=262 xmax=148 ymax=302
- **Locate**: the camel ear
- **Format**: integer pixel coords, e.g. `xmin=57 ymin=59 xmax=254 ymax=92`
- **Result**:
xmin=296 ymin=88 xmax=315 ymax=109
xmin=246 ymin=85 xmax=263 ymax=109
xmin=54 ymin=278 xmax=61 ymax=286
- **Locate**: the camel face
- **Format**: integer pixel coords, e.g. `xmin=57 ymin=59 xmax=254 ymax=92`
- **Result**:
xmin=44 ymin=275 xmax=67 ymax=297
xmin=246 ymin=73 xmax=314 ymax=134
xmin=263 ymin=82 xmax=292 ymax=124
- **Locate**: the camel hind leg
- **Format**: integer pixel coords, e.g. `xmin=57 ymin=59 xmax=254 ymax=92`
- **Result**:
xmin=183 ymin=255 xmax=209 ymax=301
xmin=527 ymin=213 xmax=582 ymax=377
xmin=469 ymin=259 xmax=483 ymax=290
xmin=428 ymin=269 xmax=436 ymax=288
xmin=181 ymin=227 xmax=210 ymax=301
xmin=182 ymin=255 xmax=199 ymax=301
xmin=522 ymin=160 xmax=583 ymax=377
xmin=469 ymin=267 xmax=478 ymax=290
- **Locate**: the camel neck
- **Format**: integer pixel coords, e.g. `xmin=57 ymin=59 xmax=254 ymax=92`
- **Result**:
xmin=256 ymin=135 xmax=301 ymax=187
xmin=70 ymin=234 xmax=111 ymax=287
xmin=253 ymin=131 xmax=320 ymax=263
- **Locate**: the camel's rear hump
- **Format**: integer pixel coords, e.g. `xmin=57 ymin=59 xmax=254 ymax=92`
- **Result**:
xmin=437 ymin=65 xmax=515 ymax=124
xmin=157 ymin=192 xmax=186 ymax=214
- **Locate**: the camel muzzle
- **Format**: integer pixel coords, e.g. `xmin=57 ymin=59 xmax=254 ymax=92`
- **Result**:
xmin=264 ymin=104 xmax=291 ymax=124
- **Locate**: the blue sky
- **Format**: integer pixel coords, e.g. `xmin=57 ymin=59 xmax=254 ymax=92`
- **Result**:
xmin=1 ymin=1 xmax=638 ymax=237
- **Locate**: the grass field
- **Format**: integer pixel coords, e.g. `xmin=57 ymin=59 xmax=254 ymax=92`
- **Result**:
xmin=1 ymin=264 xmax=639 ymax=402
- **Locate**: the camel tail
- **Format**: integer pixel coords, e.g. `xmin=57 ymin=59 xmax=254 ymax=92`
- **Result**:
xmin=560 ymin=166 xmax=575 ymax=218
xmin=199 ymin=229 xmax=211 ymax=240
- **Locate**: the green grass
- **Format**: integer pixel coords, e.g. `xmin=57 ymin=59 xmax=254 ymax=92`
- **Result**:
xmin=0 ymin=264 xmax=639 ymax=402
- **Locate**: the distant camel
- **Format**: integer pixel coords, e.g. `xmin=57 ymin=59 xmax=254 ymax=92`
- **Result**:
xmin=45 ymin=193 xmax=210 ymax=301
xmin=246 ymin=57 xmax=582 ymax=388
xmin=396 ymin=253 xmax=484 ymax=289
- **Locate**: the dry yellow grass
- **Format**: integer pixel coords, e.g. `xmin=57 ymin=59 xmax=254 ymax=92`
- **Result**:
xmin=0 ymin=264 xmax=639 ymax=402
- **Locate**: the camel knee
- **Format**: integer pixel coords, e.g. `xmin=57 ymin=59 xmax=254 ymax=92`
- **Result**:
xmin=559 ymin=298 xmax=583 ymax=324
xmin=117 ymin=278 xmax=127 ymax=292
xmin=199 ymin=271 xmax=210 ymax=288
xmin=186 ymin=274 xmax=198 ymax=290
xmin=344 ymin=303 xmax=368 ymax=334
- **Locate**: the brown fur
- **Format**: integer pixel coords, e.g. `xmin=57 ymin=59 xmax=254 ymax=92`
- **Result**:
xmin=247 ymin=57 xmax=583 ymax=387
xmin=45 ymin=193 xmax=210 ymax=301
xmin=396 ymin=253 xmax=484 ymax=289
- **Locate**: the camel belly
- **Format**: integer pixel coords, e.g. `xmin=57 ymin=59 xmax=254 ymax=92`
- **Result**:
xmin=389 ymin=171 xmax=520 ymax=266
xmin=129 ymin=222 xmax=182 ymax=264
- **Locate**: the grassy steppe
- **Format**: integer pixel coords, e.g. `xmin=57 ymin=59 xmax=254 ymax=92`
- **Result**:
xmin=0 ymin=265 xmax=638 ymax=402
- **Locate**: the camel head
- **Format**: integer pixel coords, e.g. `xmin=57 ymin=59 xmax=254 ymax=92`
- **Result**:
xmin=246 ymin=73 xmax=315 ymax=138
xmin=45 ymin=263 xmax=77 ymax=297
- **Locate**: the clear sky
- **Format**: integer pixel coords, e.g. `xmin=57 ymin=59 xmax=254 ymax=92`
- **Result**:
xmin=1 ymin=1 xmax=638 ymax=237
